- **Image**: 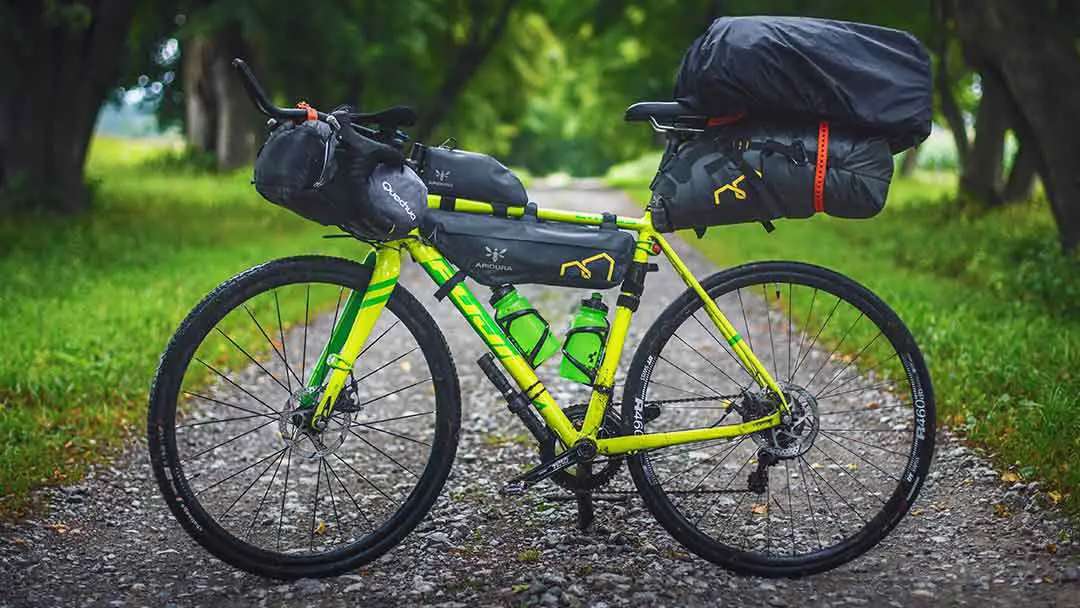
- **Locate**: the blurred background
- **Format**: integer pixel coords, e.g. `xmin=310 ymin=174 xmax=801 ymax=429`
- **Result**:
xmin=1 ymin=1 xmax=1078 ymax=515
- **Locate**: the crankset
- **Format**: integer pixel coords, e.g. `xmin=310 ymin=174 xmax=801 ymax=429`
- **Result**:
xmin=501 ymin=440 xmax=597 ymax=496
xmin=539 ymin=403 xmax=624 ymax=492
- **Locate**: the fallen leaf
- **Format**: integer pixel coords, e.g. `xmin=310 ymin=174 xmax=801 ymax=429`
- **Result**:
xmin=1048 ymin=490 xmax=1063 ymax=505
xmin=867 ymin=401 xmax=880 ymax=410
xmin=313 ymin=520 xmax=328 ymax=535
xmin=1001 ymin=471 xmax=1021 ymax=483
xmin=846 ymin=463 xmax=858 ymax=471
xmin=512 ymin=584 xmax=530 ymax=594
xmin=1046 ymin=543 xmax=1058 ymax=555
xmin=910 ymin=508 xmax=923 ymax=517
xmin=994 ymin=503 xmax=1011 ymax=518
xmin=48 ymin=523 xmax=69 ymax=535
xmin=751 ymin=504 xmax=768 ymax=515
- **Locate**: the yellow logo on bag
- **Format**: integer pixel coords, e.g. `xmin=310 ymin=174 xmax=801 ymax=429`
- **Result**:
xmin=560 ymin=253 xmax=616 ymax=281
xmin=713 ymin=170 xmax=762 ymax=205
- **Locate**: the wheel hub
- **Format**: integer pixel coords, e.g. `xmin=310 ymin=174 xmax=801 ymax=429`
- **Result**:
xmin=279 ymin=387 xmax=354 ymax=458
xmin=742 ymin=384 xmax=820 ymax=459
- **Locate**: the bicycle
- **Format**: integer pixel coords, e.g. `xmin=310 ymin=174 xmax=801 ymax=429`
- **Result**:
xmin=148 ymin=60 xmax=935 ymax=580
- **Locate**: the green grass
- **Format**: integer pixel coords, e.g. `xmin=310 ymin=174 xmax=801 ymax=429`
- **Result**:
xmin=608 ymin=153 xmax=1080 ymax=511
xmin=0 ymin=137 xmax=366 ymax=512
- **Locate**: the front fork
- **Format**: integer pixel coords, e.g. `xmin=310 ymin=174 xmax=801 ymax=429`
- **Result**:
xmin=305 ymin=245 xmax=402 ymax=426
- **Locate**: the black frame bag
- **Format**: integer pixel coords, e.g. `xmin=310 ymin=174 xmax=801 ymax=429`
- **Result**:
xmin=650 ymin=121 xmax=893 ymax=232
xmin=421 ymin=205 xmax=635 ymax=289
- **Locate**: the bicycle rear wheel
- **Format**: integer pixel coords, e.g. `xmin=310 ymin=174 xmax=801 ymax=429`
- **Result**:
xmin=623 ymin=261 xmax=934 ymax=577
xmin=148 ymin=256 xmax=460 ymax=579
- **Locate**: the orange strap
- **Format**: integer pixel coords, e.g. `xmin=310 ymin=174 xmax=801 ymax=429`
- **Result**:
xmin=706 ymin=112 xmax=746 ymax=127
xmin=296 ymin=101 xmax=317 ymax=122
xmin=813 ymin=121 xmax=830 ymax=213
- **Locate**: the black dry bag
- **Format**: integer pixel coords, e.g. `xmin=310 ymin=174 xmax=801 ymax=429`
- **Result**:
xmin=650 ymin=121 xmax=893 ymax=232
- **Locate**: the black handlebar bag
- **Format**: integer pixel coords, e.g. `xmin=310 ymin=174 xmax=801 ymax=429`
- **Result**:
xmin=253 ymin=119 xmax=426 ymax=240
xmin=650 ymin=120 xmax=894 ymax=232
xmin=420 ymin=205 xmax=635 ymax=289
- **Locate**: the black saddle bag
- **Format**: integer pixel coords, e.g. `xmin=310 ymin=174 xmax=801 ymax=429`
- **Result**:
xmin=414 ymin=144 xmax=529 ymax=206
xmin=650 ymin=121 xmax=893 ymax=232
xmin=420 ymin=205 xmax=635 ymax=289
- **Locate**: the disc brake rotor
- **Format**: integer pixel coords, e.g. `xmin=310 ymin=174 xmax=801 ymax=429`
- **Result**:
xmin=748 ymin=384 xmax=819 ymax=459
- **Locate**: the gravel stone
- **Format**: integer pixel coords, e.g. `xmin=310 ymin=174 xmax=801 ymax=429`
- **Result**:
xmin=0 ymin=182 xmax=1076 ymax=607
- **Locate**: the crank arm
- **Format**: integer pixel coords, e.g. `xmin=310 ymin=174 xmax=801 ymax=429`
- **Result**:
xmin=501 ymin=443 xmax=590 ymax=496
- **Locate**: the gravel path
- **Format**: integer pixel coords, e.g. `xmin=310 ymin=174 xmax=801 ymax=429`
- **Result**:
xmin=2 ymin=183 xmax=1077 ymax=607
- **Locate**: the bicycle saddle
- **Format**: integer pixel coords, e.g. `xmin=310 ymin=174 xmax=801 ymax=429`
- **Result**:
xmin=623 ymin=101 xmax=705 ymax=122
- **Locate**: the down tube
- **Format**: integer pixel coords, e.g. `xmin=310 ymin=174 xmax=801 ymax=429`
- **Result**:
xmin=402 ymin=240 xmax=581 ymax=444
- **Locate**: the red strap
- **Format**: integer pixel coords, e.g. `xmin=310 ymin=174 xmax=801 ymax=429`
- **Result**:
xmin=813 ymin=121 xmax=830 ymax=213
xmin=296 ymin=101 xmax=317 ymax=122
xmin=706 ymin=112 xmax=746 ymax=127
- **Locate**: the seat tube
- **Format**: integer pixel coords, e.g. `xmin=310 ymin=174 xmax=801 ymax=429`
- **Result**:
xmin=580 ymin=235 xmax=654 ymax=437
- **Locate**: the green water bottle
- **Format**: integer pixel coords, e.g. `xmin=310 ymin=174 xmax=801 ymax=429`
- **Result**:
xmin=559 ymin=293 xmax=610 ymax=384
xmin=491 ymin=285 xmax=560 ymax=368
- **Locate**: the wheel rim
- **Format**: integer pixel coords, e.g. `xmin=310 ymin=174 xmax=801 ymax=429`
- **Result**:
xmin=163 ymin=276 xmax=442 ymax=559
xmin=633 ymin=270 xmax=929 ymax=566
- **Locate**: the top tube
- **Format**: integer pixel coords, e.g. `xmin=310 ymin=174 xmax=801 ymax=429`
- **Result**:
xmin=424 ymin=194 xmax=652 ymax=231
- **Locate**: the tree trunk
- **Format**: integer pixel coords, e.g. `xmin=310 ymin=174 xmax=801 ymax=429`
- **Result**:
xmin=209 ymin=24 xmax=258 ymax=171
xmin=951 ymin=0 xmax=1080 ymax=252
xmin=181 ymin=23 xmax=259 ymax=171
xmin=959 ymin=68 xmax=1009 ymax=206
xmin=183 ymin=37 xmax=217 ymax=153
xmin=898 ymin=146 xmax=920 ymax=177
xmin=931 ymin=1 xmax=969 ymax=168
xmin=0 ymin=0 xmax=137 ymax=213
xmin=1002 ymin=140 xmax=1037 ymax=203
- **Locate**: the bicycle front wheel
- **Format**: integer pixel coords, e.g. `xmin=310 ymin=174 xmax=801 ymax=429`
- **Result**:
xmin=623 ymin=261 xmax=934 ymax=577
xmin=148 ymin=255 xmax=460 ymax=579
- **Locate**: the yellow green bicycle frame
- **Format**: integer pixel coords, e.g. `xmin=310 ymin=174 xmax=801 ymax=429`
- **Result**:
xmin=306 ymin=195 xmax=789 ymax=456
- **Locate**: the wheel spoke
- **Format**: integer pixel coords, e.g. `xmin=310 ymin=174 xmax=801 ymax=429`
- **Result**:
xmin=325 ymin=458 xmax=376 ymax=529
xmin=816 ymin=431 xmax=901 ymax=483
xmin=814 ymin=330 xmax=883 ymax=399
xmin=247 ymin=446 xmax=289 ymax=536
xmin=194 ymin=357 xmax=277 ymax=414
xmin=819 ymin=429 xmax=909 ymax=457
xmin=332 ymin=453 xmax=398 ymax=504
xmin=177 ymin=412 xmax=268 ymax=429
xmin=273 ymin=290 xmax=297 ymax=391
xmin=221 ymin=447 xmax=288 ymax=518
xmin=658 ymin=354 xmax=726 ymax=397
xmin=360 ymin=377 xmax=432 ymax=407
xmin=180 ymin=392 xmax=276 ymax=422
xmin=183 ymin=418 xmax=278 ymax=464
xmin=804 ymin=311 xmax=865 ymax=391
xmin=194 ymin=446 xmax=287 ymax=497
xmin=347 ymin=428 xmax=421 ymax=478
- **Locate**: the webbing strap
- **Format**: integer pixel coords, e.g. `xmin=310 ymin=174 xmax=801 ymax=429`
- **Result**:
xmin=433 ymin=268 xmax=468 ymax=301
xmin=814 ymin=121 xmax=830 ymax=213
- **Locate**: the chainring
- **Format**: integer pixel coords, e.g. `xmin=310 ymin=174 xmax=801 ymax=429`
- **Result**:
xmin=539 ymin=403 xmax=624 ymax=492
